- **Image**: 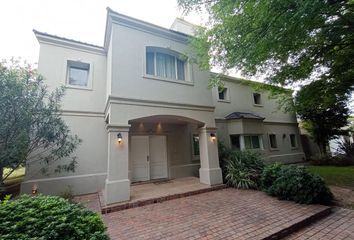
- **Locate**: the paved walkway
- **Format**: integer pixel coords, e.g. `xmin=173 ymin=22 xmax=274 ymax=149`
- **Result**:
xmin=286 ymin=208 xmax=354 ymax=240
xmin=104 ymin=188 xmax=329 ymax=240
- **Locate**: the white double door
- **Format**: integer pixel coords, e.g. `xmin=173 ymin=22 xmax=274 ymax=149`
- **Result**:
xmin=130 ymin=135 xmax=168 ymax=182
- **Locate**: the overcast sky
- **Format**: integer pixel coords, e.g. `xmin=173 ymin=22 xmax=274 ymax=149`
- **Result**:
xmin=0 ymin=0 xmax=204 ymax=64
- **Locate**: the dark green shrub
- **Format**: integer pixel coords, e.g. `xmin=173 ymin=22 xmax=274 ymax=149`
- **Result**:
xmin=260 ymin=162 xmax=283 ymax=190
xmin=0 ymin=194 xmax=108 ymax=240
xmin=267 ymin=166 xmax=333 ymax=204
xmin=224 ymin=149 xmax=264 ymax=189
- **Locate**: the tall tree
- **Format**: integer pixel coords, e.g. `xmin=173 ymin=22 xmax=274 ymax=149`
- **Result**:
xmin=178 ymin=0 xmax=354 ymax=96
xmin=0 ymin=59 xmax=81 ymax=185
xmin=294 ymin=79 xmax=350 ymax=155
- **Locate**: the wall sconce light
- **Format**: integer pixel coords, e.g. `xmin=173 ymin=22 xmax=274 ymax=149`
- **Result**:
xmin=32 ymin=184 xmax=38 ymax=196
xmin=117 ymin=133 xmax=123 ymax=144
xmin=210 ymin=133 xmax=216 ymax=142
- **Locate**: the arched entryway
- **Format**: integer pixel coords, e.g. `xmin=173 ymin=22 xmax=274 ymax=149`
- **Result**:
xmin=128 ymin=115 xmax=205 ymax=183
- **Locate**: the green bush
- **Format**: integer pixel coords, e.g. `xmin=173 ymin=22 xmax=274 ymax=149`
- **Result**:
xmin=260 ymin=162 xmax=283 ymax=190
xmin=0 ymin=194 xmax=108 ymax=240
xmin=267 ymin=166 xmax=333 ymax=204
xmin=223 ymin=149 xmax=264 ymax=189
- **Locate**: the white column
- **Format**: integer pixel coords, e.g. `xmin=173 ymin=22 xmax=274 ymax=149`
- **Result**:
xmin=198 ymin=126 xmax=223 ymax=185
xmin=104 ymin=124 xmax=130 ymax=204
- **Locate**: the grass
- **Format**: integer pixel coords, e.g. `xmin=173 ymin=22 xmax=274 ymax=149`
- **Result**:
xmin=307 ymin=166 xmax=354 ymax=189
xmin=3 ymin=168 xmax=25 ymax=186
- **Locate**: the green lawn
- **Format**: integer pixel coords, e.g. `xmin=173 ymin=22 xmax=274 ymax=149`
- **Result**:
xmin=308 ymin=166 xmax=354 ymax=189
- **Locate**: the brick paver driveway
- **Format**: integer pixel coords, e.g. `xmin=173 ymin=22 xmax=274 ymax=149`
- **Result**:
xmin=104 ymin=188 xmax=330 ymax=240
xmin=286 ymin=208 xmax=354 ymax=240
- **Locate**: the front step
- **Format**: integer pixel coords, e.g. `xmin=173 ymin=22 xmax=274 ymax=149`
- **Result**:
xmin=264 ymin=206 xmax=332 ymax=240
xmin=100 ymin=184 xmax=227 ymax=214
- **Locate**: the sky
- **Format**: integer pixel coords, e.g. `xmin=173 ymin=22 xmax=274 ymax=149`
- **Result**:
xmin=0 ymin=0 xmax=204 ymax=64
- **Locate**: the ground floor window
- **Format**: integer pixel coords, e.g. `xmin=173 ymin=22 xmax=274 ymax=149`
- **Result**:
xmin=230 ymin=135 xmax=263 ymax=150
xmin=192 ymin=134 xmax=200 ymax=159
xmin=269 ymin=134 xmax=278 ymax=149
xmin=290 ymin=134 xmax=297 ymax=148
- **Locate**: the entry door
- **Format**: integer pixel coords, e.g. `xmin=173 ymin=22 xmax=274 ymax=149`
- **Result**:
xmin=131 ymin=136 xmax=150 ymax=182
xmin=130 ymin=135 xmax=168 ymax=182
xmin=149 ymin=136 xmax=168 ymax=179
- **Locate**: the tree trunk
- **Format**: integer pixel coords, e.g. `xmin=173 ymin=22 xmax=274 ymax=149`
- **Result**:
xmin=0 ymin=166 xmax=4 ymax=186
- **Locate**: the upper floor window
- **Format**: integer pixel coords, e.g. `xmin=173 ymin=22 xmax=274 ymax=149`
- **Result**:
xmin=253 ymin=93 xmax=262 ymax=105
xmin=218 ymin=87 xmax=229 ymax=101
xmin=67 ymin=61 xmax=90 ymax=87
xmin=146 ymin=48 xmax=186 ymax=81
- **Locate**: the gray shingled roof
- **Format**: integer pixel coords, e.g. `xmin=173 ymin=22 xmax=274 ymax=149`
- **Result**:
xmin=225 ymin=112 xmax=265 ymax=120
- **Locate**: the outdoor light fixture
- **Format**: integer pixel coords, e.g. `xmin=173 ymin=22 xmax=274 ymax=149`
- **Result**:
xmin=32 ymin=184 xmax=38 ymax=196
xmin=117 ymin=133 xmax=123 ymax=144
xmin=210 ymin=133 xmax=216 ymax=142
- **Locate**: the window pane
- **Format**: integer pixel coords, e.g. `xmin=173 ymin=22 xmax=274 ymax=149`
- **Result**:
xmin=192 ymin=135 xmax=200 ymax=156
xmin=69 ymin=67 xmax=89 ymax=86
xmin=146 ymin=52 xmax=154 ymax=75
xmin=177 ymin=58 xmax=185 ymax=80
xmin=251 ymin=136 xmax=260 ymax=149
xmin=253 ymin=93 xmax=261 ymax=104
xmin=290 ymin=134 xmax=296 ymax=147
xmin=218 ymin=87 xmax=226 ymax=100
xmin=230 ymin=135 xmax=240 ymax=150
xmin=269 ymin=134 xmax=277 ymax=148
xmin=156 ymin=53 xmax=176 ymax=79
xmin=244 ymin=136 xmax=252 ymax=149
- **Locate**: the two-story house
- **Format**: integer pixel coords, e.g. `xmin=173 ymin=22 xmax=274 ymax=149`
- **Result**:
xmin=21 ymin=8 xmax=305 ymax=205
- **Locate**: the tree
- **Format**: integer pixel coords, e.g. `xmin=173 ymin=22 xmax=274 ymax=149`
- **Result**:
xmin=294 ymin=79 xmax=349 ymax=155
xmin=0 ymin=59 xmax=81 ymax=185
xmin=178 ymin=0 xmax=354 ymax=97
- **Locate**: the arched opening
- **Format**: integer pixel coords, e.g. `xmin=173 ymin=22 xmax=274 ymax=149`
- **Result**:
xmin=128 ymin=115 xmax=205 ymax=183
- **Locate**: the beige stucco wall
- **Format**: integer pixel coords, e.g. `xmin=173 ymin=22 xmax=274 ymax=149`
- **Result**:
xmin=213 ymin=79 xmax=297 ymax=123
xmin=109 ymin=23 xmax=213 ymax=108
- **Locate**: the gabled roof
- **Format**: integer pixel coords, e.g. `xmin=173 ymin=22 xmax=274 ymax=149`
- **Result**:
xmin=225 ymin=112 xmax=265 ymax=120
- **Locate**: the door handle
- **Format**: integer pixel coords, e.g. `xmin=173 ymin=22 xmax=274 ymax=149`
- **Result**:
xmin=147 ymin=156 xmax=149 ymax=162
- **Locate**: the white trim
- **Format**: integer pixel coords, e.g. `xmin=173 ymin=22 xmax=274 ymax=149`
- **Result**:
xmin=268 ymin=152 xmax=304 ymax=158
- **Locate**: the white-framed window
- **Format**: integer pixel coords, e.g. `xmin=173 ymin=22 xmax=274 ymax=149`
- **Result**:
xmin=67 ymin=61 xmax=90 ymax=87
xmin=191 ymin=134 xmax=200 ymax=160
xmin=244 ymin=135 xmax=261 ymax=149
xmin=230 ymin=135 xmax=241 ymax=150
xmin=218 ymin=87 xmax=230 ymax=101
xmin=146 ymin=47 xmax=186 ymax=81
xmin=290 ymin=134 xmax=297 ymax=148
xmin=269 ymin=134 xmax=278 ymax=149
xmin=253 ymin=93 xmax=262 ymax=105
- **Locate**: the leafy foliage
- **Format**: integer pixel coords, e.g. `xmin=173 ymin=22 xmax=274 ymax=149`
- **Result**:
xmin=0 ymin=194 xmax=108 ymax=240
xmin=266 ymin=165 xmax=333 ymax=204
xmin=260 ymin=162 xmax=283 ymax=190
xmin=337 ymin=139 xmax=354 ymax=161
xmin=295 ymin=79 xmax=350 ymax=155
xmin=178 ymin=0 xmax=354 ymax=94
xmin=0 ymin=59 xmax=81 ymax=185
xmin=219 ymin=143 xmax=265 ymax=189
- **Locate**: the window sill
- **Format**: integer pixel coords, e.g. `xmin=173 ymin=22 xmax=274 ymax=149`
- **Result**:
xmin=269 ymin=148 xmax=280 ymax=151
xmin=65 ymin=85 xmax=93 ymax=91
xmin=253 ymin=104 xmax=264 ymax=107
xmin=217 ymin=99 xmax=231 ymax=103
xmin=291 ymin=147 xmax=299 ymax=150
xmin=143 ymin=75 xmax=194 ymax=86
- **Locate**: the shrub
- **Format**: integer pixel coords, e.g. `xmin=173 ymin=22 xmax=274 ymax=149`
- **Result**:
xmin=260 ymin=162 xmax=283 ymax=190
xmin=0 ymin=194 xmax=108 ymax=240
xmin=267 ymin=166 xmax=333 ymax=204
xmin=224 ymin=149 xmax=264 ymax=189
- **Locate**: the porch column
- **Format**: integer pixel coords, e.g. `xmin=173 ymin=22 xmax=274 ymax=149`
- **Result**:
xmin=198 ymin=126 xmax=223 ymax=185
xmin=104 ymin=124 xmax=130 ymax=204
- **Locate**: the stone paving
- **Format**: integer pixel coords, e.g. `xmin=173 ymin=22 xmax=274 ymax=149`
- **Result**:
xmin=103 ymin=188 xmax=330 ymax=240
xmin=285 ymin=208 xmax=354 ymax=240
